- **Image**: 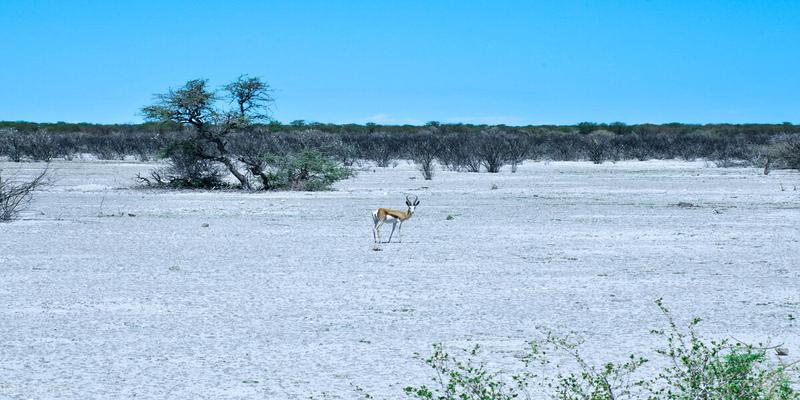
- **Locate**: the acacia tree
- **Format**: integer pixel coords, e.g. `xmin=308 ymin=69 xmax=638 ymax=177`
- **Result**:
xmin=585 ymin=129 xmax=616 ymax=164
xmin=505 ymin=132 xmax=532 ymax=173
xmin=411 ymin=128 xmax=444 ymax=180
xmin=0 ymin=128 xmax=24 ymax=162
xmin=225 ymin=75 xmax=273 ymax=119
xmin=224 ymin=76 xmax=277 ymax=188
xmin=229 ymin=129 xmax=281 ymax=190
xmin=360 ymin=131 xmax=400 ymax=167
xmin=440 ymin=132 xmax=481 ymax=172
xmin=778 ymin=140 xmax=800 ymax=171
xmin=476 ymin=127 xmax=510 ymax=173
xmin=142 ymin=76 xmax=273 ymax=190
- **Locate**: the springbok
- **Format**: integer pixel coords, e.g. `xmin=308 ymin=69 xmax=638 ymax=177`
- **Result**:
xmin=373 ymin=195 xmax=419 ymax=243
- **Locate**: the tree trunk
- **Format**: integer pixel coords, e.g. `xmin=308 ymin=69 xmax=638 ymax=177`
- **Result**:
xmin=200 ymin=130 xmax=252 ymax=190
xmin=219 ymin=157 xmax=251 ymax=190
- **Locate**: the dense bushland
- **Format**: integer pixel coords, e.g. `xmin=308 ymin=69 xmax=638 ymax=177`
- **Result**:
xmin=2 ymin=120 xmax=799 ymax=181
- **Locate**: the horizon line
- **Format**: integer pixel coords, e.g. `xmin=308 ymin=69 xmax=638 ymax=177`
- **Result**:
xmin=0 ymin=119 xmax=796 ymax=128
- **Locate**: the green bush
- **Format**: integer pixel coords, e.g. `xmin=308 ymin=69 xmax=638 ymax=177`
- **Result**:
xmin=402 ymin=343 xmax=519 ymax=400
xmin=262 ymin=150 xmax=352 ymax=191
xmin=138 ymin=140 xmax=226 ymax=189
xmin=376 ymin=300 xmax=799 ymax=400
xmin=402 ymin=333 xmax=649 ymax=400
xmin=138 ymin=146 xmax=351 ymax=191
xmin=649 ymin=299 xmax=797 ymax=400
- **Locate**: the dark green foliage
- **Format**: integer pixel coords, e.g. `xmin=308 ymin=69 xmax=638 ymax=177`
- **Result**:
xmin=578 ymin=122 xmax=600 ymax=135
xmin=609 ymin=122 xmax=632 ymax=135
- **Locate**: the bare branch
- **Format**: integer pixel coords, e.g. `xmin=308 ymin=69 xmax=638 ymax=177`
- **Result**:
xmin=0 ymin=166 xmax=49 ymax=221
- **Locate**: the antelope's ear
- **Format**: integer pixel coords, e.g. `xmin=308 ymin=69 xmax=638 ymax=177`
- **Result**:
xmin=406 ymin=200 xmax=411 ymax=206
xmin=414 ymin=200 xmax=420 ymax=206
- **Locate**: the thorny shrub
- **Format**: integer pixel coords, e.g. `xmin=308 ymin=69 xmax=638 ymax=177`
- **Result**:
xmin=358 ymin=300 xmax=799 ymax=400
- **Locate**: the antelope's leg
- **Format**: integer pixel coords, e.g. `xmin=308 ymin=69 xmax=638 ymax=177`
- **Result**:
xmin=398 ymin=222 xmax=403 ymax=243
xmin=374 ymin=221 xmax=384 ymax=243
xmin=387 ymin=222 xmax=397 ymax=243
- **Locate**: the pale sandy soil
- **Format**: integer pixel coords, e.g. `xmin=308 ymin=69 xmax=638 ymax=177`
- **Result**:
xmin=1 ymin=159 xmax=798 ymax=399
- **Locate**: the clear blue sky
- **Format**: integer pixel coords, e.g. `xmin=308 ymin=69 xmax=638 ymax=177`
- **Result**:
xmin=1 ymin=1 xmax=798 ymax=125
